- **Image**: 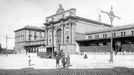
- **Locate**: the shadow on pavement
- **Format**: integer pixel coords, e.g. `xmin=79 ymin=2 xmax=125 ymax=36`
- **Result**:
xmin=0 ymin=67 xmax=134 ymax=75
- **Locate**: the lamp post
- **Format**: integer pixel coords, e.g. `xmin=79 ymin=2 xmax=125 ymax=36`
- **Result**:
xmin=101 ymin=6 xmax=120 ymax=63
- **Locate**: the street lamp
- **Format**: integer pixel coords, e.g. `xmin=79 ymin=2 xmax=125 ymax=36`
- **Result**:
xmin=101 ymin=6 xmax=120 ymax=63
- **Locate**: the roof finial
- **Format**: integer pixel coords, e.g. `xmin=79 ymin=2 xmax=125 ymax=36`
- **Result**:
xmin=56 ymin=4 xmax=64 ymax=13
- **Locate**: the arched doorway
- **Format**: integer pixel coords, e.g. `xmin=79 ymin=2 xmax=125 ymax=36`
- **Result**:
xmin=56 ymin=29 xmax=61 ymax=51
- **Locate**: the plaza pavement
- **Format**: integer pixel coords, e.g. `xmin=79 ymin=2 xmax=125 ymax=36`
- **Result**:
xmin=0 ymin=53 xmax=134 ymax=69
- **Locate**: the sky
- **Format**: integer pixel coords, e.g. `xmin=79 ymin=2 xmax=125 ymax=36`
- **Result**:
xmin=0 ymin=0 xmax=134 ymax=49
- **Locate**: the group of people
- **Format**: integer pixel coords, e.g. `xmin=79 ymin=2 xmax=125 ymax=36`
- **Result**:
xmin=27 ymin=50 xmax=71 ymax=68
xmin=55 ymin=50 xmax=71 ymax=68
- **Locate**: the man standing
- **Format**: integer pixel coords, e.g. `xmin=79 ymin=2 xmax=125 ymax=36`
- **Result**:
xmin=56 ymin=54 xmax=60 ymax=68
xmin=62 ymin=54 xmax=66 ymax=68
xmin=66 ymin=54 xmax=70 ymax=67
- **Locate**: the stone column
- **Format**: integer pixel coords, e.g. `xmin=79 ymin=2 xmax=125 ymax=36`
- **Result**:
xmin=54 ymin=29 xmax=56 ymax=51
xmin=61 ymin=22 xmax=65 ymax=44
xmin=61 ymin=23 xmax=63 ymax=44
xmin=52 ymin=27 xmax=54 ymax=46
xmin=46 ymin=28 xmax=48 ymax=46
xmin=64 ymin=24 xmax=66 ymax=44
xmin=72 ymin=21 xmax=76 ymax=44
xmin=69 ymin=22 xmax=72 ymax=44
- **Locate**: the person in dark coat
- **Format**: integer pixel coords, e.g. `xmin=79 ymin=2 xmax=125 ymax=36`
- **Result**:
xmin=28 ymin=55 xmax=31 ymax=66
xmin=62 ymin=55 xmax=66 ymax=68
xmin=56 ymin=54 xmax=60 ymax=68
xmin=84 ymin=54 xmax=88 ymax=59
xmin=66 ymin=54 xmax=70 ymax=67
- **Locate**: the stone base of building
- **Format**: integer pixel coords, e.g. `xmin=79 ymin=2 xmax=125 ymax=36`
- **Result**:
xmin=60 ymin=44 xmax=77 ymax=54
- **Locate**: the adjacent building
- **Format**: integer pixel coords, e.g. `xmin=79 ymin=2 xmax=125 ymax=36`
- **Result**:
xmin=77 ymin=24 xmax=134 ymax=52
xmin=14 ymin=25 xmax=45 ymax=53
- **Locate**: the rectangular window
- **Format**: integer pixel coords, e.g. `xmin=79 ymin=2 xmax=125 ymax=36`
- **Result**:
xmin=121 ymin=32 xmax=123 ymax=36
xmin=88 ymin=36 xmax=92 ymax=39
xmin=103 ymin=34 xmax=105 ymax=38
xmin=105 ymin=34 xmax=107 ymax=38
xmin=29 ymin=37 xmax=31 ymax=41
xmin=23 ymin=35 xmax=24 ymax=41
xmin=103 ymin=34 xmax=107 ymax=38
xmin=29 ymin=31 xmax=32 ymax=37
xmin=40 ymin=32 xmax=42 ymax=38
xmin=95 ymin=35 xmax=99 ymax=39
xmin=121 ymin=32 xmax=126 ymax=36
xmin=112 ymin=33 xmax=116 ymax=37
xmin=124 ymin=32 xmax=126 ymax=36
xmin=34 ymin=32 xmax=37 ymax=40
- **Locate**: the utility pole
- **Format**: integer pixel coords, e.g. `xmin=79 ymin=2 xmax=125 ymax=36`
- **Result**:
xmin=101 ymin=6 xmax=120 ymax=63
xmin=6 ymin=35 xmax=8 ymax=56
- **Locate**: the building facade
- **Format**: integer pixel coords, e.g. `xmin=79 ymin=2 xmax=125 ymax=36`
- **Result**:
xmin=44 ymin=5 xmax=111 ymax=54
xmin=15 ymin=5 xmax=134 ymax=55
xmin=14 ymin=25 xmax=45 ymax=53
xmin=77 ymin=24 xmax=134 ymax=52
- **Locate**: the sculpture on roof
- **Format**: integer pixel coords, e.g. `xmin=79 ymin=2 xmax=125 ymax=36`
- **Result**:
xmin=56 ymin=4 xmax=64 ymax=14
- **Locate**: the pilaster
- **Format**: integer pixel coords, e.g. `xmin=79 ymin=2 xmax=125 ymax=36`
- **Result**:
xmin=46 ymin=28 xmax=48 ymax=46
xmin=69 ymin=21 xmax=72 ymax=44
xmin=61 ymin=22 xmax=64 ymax=44
xmin=71 ymin=20 xmax=76 ymax=44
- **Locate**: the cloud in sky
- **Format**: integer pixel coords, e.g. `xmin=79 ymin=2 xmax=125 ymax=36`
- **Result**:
xmin=0 ymin=0 xmax=134 ymax=49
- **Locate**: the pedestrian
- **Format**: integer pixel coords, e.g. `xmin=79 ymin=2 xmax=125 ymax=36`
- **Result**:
xmin=84 ymin=54 xmax=88 ymax=59
xmin=66 ymin=54 xmax=70 ymax=67
xmin=62 ymin=54 xmax=66 ymax=68
xmin=56 ymin=54 xmax=60 ymax=68
xmin=28 ymin=55 xmax=31 ymax=66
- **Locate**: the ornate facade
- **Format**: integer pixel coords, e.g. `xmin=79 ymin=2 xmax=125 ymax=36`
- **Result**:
xmin=44 ymin=5 xmax=111 ymax=54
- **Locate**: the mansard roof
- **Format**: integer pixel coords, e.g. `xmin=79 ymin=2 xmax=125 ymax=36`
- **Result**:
xmin=14 ymin=25 xmax=44 ymax=32
xmin=86 ymin=23 xmax=134 ymax=35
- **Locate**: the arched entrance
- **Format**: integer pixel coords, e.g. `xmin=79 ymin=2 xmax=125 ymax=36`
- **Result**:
xmin=56 ymin=29 xmax=61 ymax=51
